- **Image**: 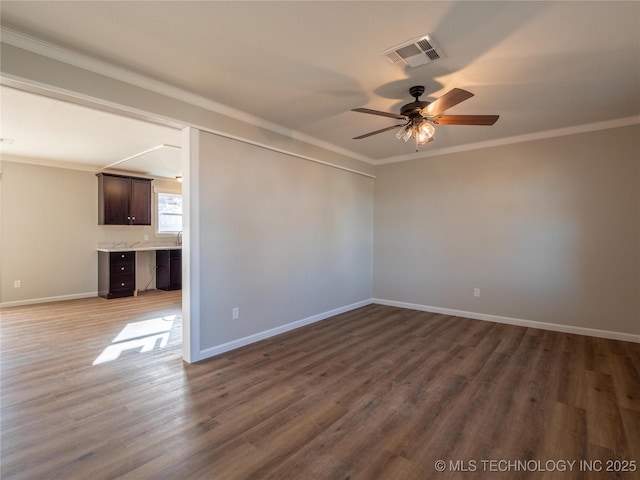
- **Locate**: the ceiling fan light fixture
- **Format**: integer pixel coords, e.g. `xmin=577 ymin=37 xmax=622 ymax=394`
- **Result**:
xmin=414 ymin=131 xmax=430 ymax=145
xmin=396 ymin=119 xmax=435 ymax=145
xmin=418 ymin=120 xmax=436 ymax=138
xmin=396 ymin=124 xmax=412 ymax=142
xmin=415 ymin=120 xmax=435 ymax=144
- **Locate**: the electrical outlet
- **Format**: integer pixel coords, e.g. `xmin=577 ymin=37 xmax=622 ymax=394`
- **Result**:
xmin=232 ymin=307 xmax=239 ymax=320
xmin=14 ymin=280 xmax=21 ymax=288
xmin=144 ymin=235 xmax=149 ymax=241
xmin=474 ymin=288 xmax=480 ymax=297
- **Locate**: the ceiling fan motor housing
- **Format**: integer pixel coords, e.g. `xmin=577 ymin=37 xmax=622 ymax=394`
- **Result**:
xmin=401 ymin=85 xmax=430 ymax=118
xmin=401 ymin=100 xmax=430 ymax=118
xmin=409 ymin=85 xmax=425 ymax=99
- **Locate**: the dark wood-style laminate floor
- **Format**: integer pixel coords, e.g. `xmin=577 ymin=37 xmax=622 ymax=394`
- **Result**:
xmin=1 ymin=291 xmax=639 ymax=479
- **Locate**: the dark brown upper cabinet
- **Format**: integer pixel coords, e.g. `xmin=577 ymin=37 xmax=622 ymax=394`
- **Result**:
xmin=97 ymin=173 xmax=152 ymax=225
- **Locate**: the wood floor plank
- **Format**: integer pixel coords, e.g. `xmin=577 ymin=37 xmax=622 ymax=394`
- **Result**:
xmin=2 ymin=295 xmax=639 ymax=479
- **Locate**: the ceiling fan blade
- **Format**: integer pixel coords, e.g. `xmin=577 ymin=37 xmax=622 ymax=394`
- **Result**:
xmin=353 ymin=124 xmax=404 ymax=139
xmin=351 ymin=108 xmax=406 ymax=120
xmin=434 ymin=115 xmax=499 ymax=125
xmin=420 ymin=88 xmax=474 ymax=116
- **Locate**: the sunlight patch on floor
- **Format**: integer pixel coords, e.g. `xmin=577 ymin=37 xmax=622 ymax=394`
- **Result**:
xmin=93 ymin=315 xmax=176 ymax=365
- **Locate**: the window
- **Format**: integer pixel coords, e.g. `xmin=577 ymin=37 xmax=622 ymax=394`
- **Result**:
xmin=157 ymin=192 xmax=182 ymax=233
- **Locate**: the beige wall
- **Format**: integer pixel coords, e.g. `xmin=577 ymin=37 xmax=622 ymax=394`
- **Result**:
xmin=1 ymin=161 xmax=97 ymax=303
xmin=374 ymin=125 xmax=640 ymax=335
xmin=0 ymin=160 xmax=182 ymax=305
xmin=195 ymin=132 xmax=374 ymax=351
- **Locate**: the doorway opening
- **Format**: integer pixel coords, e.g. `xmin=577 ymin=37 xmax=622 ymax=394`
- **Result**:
xmin=0 ymin=83 xmax=192 ymax=362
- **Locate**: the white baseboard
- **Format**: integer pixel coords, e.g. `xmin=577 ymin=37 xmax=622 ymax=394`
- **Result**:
xmin=1 ymin=291 xmax=98 ymax=308
xmin=373 ymin=298 xmax=640 ymax=344
xmin=195 ymin=299 xmax=373 ymax=362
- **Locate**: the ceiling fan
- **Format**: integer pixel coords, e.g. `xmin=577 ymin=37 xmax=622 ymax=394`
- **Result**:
xmin=351 ymin=85 xmax=499 ymax=149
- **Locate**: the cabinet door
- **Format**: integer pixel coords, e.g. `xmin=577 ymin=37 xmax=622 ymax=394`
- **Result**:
xmin=169 ymin=251 xmax=182 ymax=289
xmin=130 ymin=179 xmax=152 ymax=225
xmin=156 ymin=249 xmax=182 ymax=290
xmin=101 ymin=175 xmax=130 ymax=225
xmin=156 ymin=250 xmax=170 ymax=290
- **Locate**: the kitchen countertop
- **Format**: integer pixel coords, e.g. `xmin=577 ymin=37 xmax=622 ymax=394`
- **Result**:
xmin=97 ymin=245 xmax=182 ymax=253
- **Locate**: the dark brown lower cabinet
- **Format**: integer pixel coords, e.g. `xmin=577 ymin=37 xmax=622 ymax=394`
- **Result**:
xmin=98 ymin=251 xmax=136 ymax=299
xmin=156 ymin=249 xmax=182 ymax=291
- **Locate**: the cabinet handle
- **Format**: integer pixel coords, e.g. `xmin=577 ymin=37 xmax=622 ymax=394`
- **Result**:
xmin=121 ymin=283 xmax=125 ymax=286
xmin=132 ymin=217 xmax=135 ymax=220
xmin=121 ymin=254 xmax=125 ymax=258
xmin=121 ymin=267 xmax=125 ymax=271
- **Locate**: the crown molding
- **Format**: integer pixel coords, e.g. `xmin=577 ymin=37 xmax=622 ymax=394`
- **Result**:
xmin=1 ymin=154 xmax=102 ymax=173
xmin=375 ymin=116 xmax=640 ymax=165
xmin=0 ymin=27 xmax=375 ymax=165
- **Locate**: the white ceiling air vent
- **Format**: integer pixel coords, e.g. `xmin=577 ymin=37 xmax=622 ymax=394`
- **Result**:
xmin=381 ymin=34 xmax=444 ymax=70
